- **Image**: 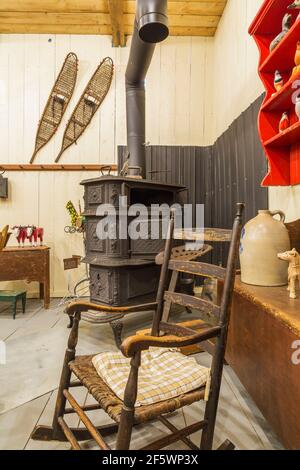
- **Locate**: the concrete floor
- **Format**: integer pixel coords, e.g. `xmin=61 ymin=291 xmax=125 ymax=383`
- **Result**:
xmin=0 ymin=298 xmax=284 ymax=450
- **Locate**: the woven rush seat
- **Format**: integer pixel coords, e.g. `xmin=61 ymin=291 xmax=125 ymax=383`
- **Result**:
xmin=69 ymin=355 xmax=205 ymax=424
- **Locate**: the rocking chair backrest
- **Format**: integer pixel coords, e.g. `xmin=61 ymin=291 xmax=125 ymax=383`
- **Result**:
xmin=151 ymin=204 xmax=244 ymax=336
xmin=151 ymin=210 xmax=176 ymax=336
xmin=150 ymin=203 xmax=244 ymax=450
xmin=155 ymin=243 xmax=213 ymax=266
xmin=200 ymin=203 xmax=244 ymax=450
xmin=218 ymin=203 xmax=244 ymax=328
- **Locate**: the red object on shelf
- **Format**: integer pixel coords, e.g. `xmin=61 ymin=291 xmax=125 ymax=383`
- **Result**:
xmin=249 ymin=0 xmax=300 ymax=186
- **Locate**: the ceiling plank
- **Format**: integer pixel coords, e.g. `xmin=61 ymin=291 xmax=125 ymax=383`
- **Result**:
xmin=0 ymin=0 xmax=227 ymax=15
xmin=0 ymin=12 xmax=220 ymax=28
xmin=124 ymin=1 xmax=226 ymax=16
xmin=0 ymin=1 xmax=109 ymax=13
xmin=107 ymin=0 xmax=125 ymax=47
xmin=169 ymin=14 xmax=220 ymax=27
xmin=0 ymin=12 xmax=112 ymax=25
xmin=169 ymin=26 xmax=216 ymax=36
xmin=0 ymin=0 xmax=227 ymax=38
xmin=0 ymin=24 xmax=112 ymax=34
xmin=0 ymin=0 xmax=226 ymax=15
xmin=0 ymin=23 xmax=216 ymax=37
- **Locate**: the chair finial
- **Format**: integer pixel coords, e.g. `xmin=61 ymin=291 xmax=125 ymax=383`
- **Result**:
xmin=236 ymin=203 xmax=245 ymax=218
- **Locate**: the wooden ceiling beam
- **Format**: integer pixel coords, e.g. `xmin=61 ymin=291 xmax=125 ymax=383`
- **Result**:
xmin=107 ymin=0 xmax=126 ymax=47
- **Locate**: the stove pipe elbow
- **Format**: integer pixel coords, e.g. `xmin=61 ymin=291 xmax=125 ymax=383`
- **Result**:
xmin=125 ymin=0 xmax=169 ymax=178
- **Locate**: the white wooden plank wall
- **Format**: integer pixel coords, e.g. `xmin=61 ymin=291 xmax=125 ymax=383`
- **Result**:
xmin=0 ymin=33 xmax=211 ymax=296
xmin=2 ymin=0 xmax=298 ymax=297
xmin=210 ymin=0 xmax=264 ymax=142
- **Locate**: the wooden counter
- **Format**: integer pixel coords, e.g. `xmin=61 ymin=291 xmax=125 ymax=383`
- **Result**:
xmin=0 ymin=246 xmax=50 ymax=309
xmin=226 ymin=277 xmax=300 ymax=449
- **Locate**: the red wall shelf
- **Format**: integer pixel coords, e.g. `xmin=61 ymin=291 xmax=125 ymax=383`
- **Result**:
xmin=249 ymin=0 xmax=300 ymax=186
xmin=261 ymin=71 xmax=300 ymax=112
xmin=259 ymin=18 xmax=300 ymax=74
xmin=265 ymin=120 xmax=300 ymax=147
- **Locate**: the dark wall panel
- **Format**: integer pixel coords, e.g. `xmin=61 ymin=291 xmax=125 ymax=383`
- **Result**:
xmin=211 ymin=95 xmax=267 ymax=264
xmin=212 ymin=94 xmax=266 ymax=228
xmin=118 ymin=145 xmax=213 ymax=228
xmin=118 ymin=94 xmax=268 ymax=265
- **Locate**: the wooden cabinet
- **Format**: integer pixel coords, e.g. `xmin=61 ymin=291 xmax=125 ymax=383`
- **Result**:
xmin=226 ymin=277 xmax=300 ymax=449
xmin=0 ymin=246 xmax=50 ymax=309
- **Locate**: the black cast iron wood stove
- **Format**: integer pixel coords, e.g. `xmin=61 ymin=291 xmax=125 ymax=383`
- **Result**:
xmin=82 ymin=176 xmax=185 ymax=306
xmin=82 ymin=0 xmax=186 ymax=306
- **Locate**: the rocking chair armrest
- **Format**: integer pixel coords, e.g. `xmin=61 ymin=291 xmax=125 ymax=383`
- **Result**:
xmin=65 ymin=300 xmax=158 ymax=317
xmin=121 ymin=326 xmax=221 ymax=358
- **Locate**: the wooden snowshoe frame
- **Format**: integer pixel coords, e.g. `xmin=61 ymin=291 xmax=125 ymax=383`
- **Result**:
xmin=55 ymin=57 xmax=114 ymax=163
xmin=30 ymin=52 xmax=78 ymax=164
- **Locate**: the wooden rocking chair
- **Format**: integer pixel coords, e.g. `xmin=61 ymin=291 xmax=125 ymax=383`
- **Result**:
xmin=31 ymin=204 xmax=244 ymax=450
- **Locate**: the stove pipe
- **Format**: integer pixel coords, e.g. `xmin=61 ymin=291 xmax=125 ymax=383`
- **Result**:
xmin=126 ymin=0 xmax=169 ymax=178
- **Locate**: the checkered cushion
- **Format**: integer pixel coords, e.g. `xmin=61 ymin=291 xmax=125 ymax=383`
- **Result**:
xmin=92 ymin=348 xmax=209 ymax=407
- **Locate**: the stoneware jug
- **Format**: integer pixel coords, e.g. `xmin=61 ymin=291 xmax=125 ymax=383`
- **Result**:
xmin=240 ymin=210 xmax=290 ymax=287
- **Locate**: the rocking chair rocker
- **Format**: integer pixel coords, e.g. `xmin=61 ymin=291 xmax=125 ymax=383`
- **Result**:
xmin=31 ymin=204 xmax=244 ymax=450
